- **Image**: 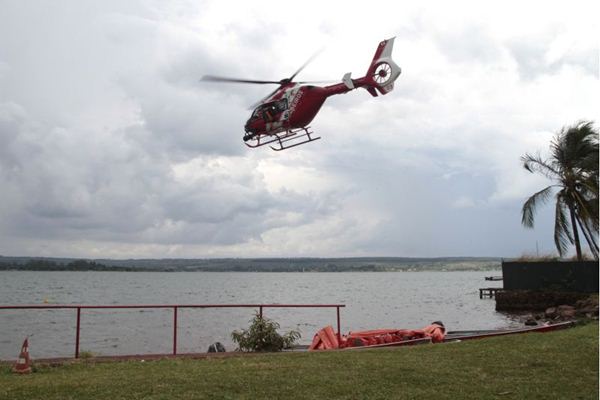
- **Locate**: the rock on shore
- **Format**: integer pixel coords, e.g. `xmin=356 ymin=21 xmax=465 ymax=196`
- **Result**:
xmin=502 ymin=293 xmax=598 ymax=326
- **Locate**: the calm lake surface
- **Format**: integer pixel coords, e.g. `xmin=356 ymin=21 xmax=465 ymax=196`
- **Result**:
xmin=0 ymin=271 xmax=509 ymax=359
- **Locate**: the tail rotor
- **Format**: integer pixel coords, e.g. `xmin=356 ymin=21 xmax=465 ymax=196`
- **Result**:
xmin=363 ymin=38 xmax=401 ymax=96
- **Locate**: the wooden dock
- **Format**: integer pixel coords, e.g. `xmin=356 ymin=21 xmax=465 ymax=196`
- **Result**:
xmin=484 ymin=276 xmax=503 ymax=281
xmin=479 ymin=288 xmax=503 ymax=299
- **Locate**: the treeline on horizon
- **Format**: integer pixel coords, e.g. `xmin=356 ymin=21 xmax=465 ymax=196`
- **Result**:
xmin=0 ymin=259 xmax=153 ymax=272
xmin=0 ymin=256 xmax=501 ymax=272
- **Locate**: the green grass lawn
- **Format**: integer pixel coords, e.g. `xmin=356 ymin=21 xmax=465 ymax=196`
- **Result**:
xmin=1 ymin=323 xmax=598 ymax=400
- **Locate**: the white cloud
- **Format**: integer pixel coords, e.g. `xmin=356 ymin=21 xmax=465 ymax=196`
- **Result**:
xmin=0 ymin=0 xmax=597 ymax=258
xmin=452 ymin=196 xmax=476 ymax=209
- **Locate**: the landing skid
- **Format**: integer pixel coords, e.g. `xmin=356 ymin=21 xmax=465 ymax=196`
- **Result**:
xmin=244 ymin=127 xmax=321 ymax=151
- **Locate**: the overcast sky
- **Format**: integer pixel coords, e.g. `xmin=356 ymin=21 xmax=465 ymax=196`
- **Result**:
xmin=0 ymin=0 xmax=598 ymax=259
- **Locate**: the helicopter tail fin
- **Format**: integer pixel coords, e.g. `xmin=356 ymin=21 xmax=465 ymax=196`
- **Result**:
xmin=362 ymin=37 xmax=401 ymax=97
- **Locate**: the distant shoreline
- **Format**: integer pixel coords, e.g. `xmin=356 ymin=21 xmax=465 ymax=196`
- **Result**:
xmin=0 ymin=256 xmax=501 ymax=272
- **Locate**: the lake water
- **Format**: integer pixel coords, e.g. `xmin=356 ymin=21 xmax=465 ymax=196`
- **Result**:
xmin=0 ymin=271 xmax=510 ymax=359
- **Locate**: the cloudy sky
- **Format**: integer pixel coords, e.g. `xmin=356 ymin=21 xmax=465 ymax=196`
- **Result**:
xmin=0 ymin=0 xmax=598 ymax=259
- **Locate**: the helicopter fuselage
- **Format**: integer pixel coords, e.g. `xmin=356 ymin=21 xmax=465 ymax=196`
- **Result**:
xmin=244 ymin=82 xmax=352 ymax=140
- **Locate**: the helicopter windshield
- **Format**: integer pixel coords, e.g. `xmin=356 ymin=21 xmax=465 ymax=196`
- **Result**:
xmin=252 ymin=99 xmax=288 ymax=119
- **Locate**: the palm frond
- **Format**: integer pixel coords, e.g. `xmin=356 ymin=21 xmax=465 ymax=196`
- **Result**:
xmin=558 ymin=120 xmax=599 ymax=173
xmin=572 ymin=190 xmax=599 ymax=230
xmin=554 ymin=192 xmax=574 ymax=257
xmin=521 ymin=185 xmax=554 ymax=228
xmin=584 ymin=198 xmax=599 ymax=231
xmin=521 ymin=153 xmax=559 ymax=180
xmin=576 ymin=214 xmax=599 ymax=259
xmin=580 ymin=176 xmax=599 ymax=199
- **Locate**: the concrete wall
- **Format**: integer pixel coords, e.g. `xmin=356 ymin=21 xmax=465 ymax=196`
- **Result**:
xmin=495 ymin=290 xmax=591 ymax=311
xmin=502 ymin=261 xmax=598 ymax=293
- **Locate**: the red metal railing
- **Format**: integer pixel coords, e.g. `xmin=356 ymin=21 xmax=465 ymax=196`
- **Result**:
xmin=0 ymin=304 xmax=345 ymax=358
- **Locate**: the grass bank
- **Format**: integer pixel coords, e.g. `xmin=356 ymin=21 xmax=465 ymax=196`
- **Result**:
xmin=1 ymin=323 xmax=597 ymax=400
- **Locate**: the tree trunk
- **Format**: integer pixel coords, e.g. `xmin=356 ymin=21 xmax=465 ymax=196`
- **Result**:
xmin=568 ymin=203 xmax=582 ymax=260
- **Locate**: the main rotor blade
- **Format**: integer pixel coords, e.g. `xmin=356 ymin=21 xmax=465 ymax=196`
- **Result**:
xmin=295 ymin=80 xmax=337 ymax=84
xmin=288 ymin=48 xmax=324 ymax=82
xmin=201 ymin=75 xmax=281 ymax=85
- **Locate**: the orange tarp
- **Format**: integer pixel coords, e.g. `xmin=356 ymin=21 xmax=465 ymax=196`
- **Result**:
xmin=309 ymin=323 xmax=446 ymax=350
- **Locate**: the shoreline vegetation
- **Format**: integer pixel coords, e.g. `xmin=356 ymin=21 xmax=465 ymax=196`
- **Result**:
xmin=0 ymin=256 xmax=501 ymax=272
xmin=1 ymin=323 xmax=597 ymax=399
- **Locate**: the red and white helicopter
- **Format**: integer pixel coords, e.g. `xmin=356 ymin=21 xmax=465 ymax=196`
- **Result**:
xmin=201 ymin=38 xmax=401 ymax=151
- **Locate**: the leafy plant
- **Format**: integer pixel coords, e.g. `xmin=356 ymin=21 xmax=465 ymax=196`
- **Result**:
xmin=79 ymin=350 xmax=95 ymax=359
xmin=231 ymin=313 xmax=301 ymax=352
xmin=521 ymin=120 xmax=599 ymax=260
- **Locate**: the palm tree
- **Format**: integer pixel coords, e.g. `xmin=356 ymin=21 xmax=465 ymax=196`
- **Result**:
xmin=521 ymin=120 xmax=599 ymax=260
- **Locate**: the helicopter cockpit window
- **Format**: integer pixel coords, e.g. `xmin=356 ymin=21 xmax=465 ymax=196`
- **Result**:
xmin=253 ymin=99 xmax=288 ymax=117
xmin=274 ymin=98 xmax=288 ymax=112
xmin=262 ymin=103 xmax=277 ymax=122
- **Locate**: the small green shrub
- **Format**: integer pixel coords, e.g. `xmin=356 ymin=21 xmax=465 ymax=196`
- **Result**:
xmin=79 ymin=351 xmax=95 ymax=359
xmin=231 ymin=313 xmax=301 ymax=352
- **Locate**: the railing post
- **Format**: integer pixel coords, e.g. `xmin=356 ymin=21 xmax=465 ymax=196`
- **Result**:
xmin=336 ymin=306 xmax=341 ymax=343
xmin=259 ymin=306 xmax=263 ymax=319
xmin=75 ymin=307 xmax=81 ymax=359
xmin=173 ymin=306 xmax=178 ymax=355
